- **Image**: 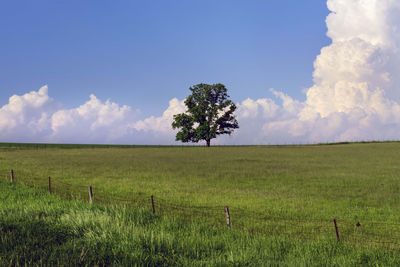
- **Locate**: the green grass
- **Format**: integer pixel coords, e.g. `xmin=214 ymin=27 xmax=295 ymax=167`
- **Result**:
xmin=1 ymin=181 xmax=399 ymax=266
xmin=1 ymin=142 xmax=400 ymax=265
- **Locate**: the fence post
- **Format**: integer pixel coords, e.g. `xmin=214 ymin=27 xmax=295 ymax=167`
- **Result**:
xmin=224 ymin=206 xmax=231 ymax=228
xmin=151 ymin=195 xmax=155 ymax=214
xmin=10 ymin=169 xmax=14 ymax=183
xmin=48 ymin=176 xmax=52 ymax=193
xmin=333 ymin=218 xmax=340 ymax=241
xmin=88 ymin=186 xmax=93 ymax=204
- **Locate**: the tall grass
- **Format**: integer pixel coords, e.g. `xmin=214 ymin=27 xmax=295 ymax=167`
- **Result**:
xmin=1 ymin=181 xmax=399 ymax=266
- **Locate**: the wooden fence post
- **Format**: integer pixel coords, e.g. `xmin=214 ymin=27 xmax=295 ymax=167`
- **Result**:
xmin=48 ymin=176 xmax=52 ymax=193
xmin=88 ymin=186 xmax=93 ymax=204
xmin=10 ymin=169 xmax=14 ymax=183
xmin=333 ymin=218 xmax=340 ymax=241
xmin=151 ymin=195 xmax=155 ymax=214
xmin=224 ymin=206 xmax=231 ymax=228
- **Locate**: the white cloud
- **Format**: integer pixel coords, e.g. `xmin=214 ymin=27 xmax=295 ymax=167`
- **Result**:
xmin=0 ymin=85 xmax=58 ymax=142
xmin=50 ymin=94 xmax=138 ymax=143
xmin=121 ymin=98 xmax=186 ymax=145
xmin=0 ymin=87 xmax=141 ymax=144
xmin=0 ymin=87 xmax=185 ymax=145
xmin=132 ymin=98 xmax=185 ymax=134
xmin=226 ymin=0 xmax=400 ymax=145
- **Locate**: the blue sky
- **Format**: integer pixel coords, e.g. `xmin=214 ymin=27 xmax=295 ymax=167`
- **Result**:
xmin=0 ymin=1 xmax=330 ymax=118
xmin=2 ymin=0 xmax=396 ymax=145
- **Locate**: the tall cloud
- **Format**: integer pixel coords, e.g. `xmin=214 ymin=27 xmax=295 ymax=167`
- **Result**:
xmin=228 ymin=0 xmax=400 ymax=144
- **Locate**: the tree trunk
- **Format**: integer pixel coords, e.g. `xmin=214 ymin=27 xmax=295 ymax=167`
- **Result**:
xmin=206 ymin=139 xmax=211 ymax=147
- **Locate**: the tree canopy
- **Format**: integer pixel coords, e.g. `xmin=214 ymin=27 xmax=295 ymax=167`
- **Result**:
xmin=171 ymin=83 xmax=239 ymax=147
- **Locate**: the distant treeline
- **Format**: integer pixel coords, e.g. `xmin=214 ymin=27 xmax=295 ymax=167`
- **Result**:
xmin=0 ymin=141 xmax=399 ymax=150
xmin=0 ymin=143 xmax=177 ymax=150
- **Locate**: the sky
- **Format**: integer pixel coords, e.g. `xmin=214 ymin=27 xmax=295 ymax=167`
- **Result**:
xmin=1 ymin=0 xmax=400 ymax=145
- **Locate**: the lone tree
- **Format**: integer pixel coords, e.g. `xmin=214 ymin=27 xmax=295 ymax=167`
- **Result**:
xmin=172 ymin=83 xmax=239 ymax=147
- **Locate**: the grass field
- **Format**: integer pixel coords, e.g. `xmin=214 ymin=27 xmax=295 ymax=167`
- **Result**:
xmin=1 ymin=142 xmax=400 ymax=265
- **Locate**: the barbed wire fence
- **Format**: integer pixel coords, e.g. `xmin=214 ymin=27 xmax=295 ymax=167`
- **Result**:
xmin=2 ymin=168 xmax=400 ymax=252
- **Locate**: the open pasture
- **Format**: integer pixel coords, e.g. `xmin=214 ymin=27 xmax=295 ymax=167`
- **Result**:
xmin=1 ymin=142 xmax=400 ymax=265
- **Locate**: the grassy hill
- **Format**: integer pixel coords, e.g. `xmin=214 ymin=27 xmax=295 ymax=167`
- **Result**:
xmin=1 ymin=142 xmax=400 ymax=265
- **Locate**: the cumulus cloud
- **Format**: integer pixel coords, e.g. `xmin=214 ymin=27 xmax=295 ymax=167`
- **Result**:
xmin=0 ymin=87 xmax=184 ymax=144
xmin=0 ymin=87 xmax=137 ymax=144
xmin=2 ymin=0 xmax=400 ymax=145
xmin=129 ymin=98 xmax=186 ymax=144
xmin=133 ymin=98 xmax=185 ymax=134
xmin=0 ymin=85 xmax=58 ymax=142
xmin=50 ymin=94 xmax=138 ymax=143
xmin=225 ymin=0 xmax=400 ymax=144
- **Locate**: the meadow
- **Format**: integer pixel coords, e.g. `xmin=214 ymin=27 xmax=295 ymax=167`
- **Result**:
xmin=1 ymin=142 xmax=400 ymax=265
